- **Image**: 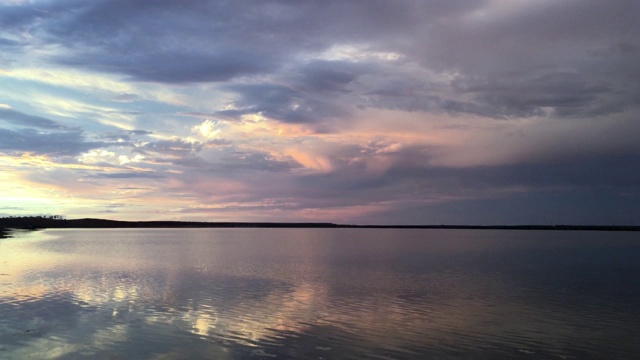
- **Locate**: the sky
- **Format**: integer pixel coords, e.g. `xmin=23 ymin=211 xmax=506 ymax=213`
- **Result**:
xmin=1 ymin=0 xmax=639 ymax=225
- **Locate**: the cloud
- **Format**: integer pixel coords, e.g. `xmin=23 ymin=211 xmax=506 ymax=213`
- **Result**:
xmin=2 ymin=0 xmax=640 ymax=224
xmin=212 ymin=60 xmax=371 ymax=125
xmin=410 ymin=1 xmax=640 ymax=118
xmin=92 ymin=172 xmax=164 ymax=179
xmin=0 ymin=37 xmax=21 ymax=47
xmin=0 ymin=128 xmax=106 ymax=156
xmin=292 ymin=60 xmax=366 ymax=93
xmin=449 ymin=71 xmax=623 ymax=118
xmin=98 ymin=129 xmax=153 ymax=144
xmin=129 ymin=130 xmax=153 ymax=136
xmin=0 ymin=107 xmax=71 ymax=130
xmin=133 ymin=138 xmax=204 ymax=157
xmin=0 ymin=1 xmax=473 ymax=85
xmin=4 ymin=0 xmax=638 ymax=120
xmin=3 ymin=0 xmax=285 ymax=83
xmin=192 ymin=120 xmax=222 ymax=139
xmin=57 ymin=49 xmax=274 ymax=84
xmin=217 ymin=83 xmax=345 ymax=124
xmin=172 ymin=146 xmax=299 ymax=173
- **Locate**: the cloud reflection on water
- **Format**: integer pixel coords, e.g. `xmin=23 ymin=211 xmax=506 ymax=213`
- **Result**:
xmin=1 ymin=229 xmax=639 ymax=359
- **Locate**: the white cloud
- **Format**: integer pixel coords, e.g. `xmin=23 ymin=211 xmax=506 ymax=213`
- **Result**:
xmin=192 ymin=119 xmax=224 ymax=139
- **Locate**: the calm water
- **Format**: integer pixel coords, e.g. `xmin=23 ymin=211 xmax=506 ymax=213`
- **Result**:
xmin=1 ymin=229 xmax=639 ymax=359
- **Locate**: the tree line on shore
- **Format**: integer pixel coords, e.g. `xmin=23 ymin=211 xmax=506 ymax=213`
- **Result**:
xmin=1 ymin=215 xmax=67 ymax=229
xmin=0 ymin=216 xmax=340 ymax=229
xmin=1 ymin=215 xmax=638 ymax=232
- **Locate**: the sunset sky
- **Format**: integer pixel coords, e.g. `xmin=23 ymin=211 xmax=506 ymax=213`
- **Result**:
xmin=1 ymin=0 xmax=639 ymax=225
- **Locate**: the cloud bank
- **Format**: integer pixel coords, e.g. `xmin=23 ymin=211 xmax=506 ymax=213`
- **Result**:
xmin=1 ymin=0 xmax=639 ymax=224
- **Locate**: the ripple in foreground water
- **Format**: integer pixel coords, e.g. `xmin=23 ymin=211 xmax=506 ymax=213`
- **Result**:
xmin=1 ymin=228 xmax=639 ymax=359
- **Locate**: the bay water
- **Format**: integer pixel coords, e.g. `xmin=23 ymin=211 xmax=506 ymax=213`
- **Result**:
xmin=1 ymin=228 xmax=639 ymax=359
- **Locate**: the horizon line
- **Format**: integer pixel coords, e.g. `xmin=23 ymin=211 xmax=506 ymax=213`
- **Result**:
xmin=1 ymin=216 xmax=639 ymax=231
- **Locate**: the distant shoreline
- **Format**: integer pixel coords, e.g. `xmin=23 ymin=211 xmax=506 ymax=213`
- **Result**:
xmin=1 ymin=217 xmax=639 ymax=235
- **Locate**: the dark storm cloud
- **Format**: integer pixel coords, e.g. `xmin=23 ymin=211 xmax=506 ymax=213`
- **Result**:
xmin=3 ymin=0 xmax=638 ymax=120
xmin=58 ymin=50 xmax=273 ymax=84
xmin=0 ymin=0 xmax=479 ymax=84
xmin=1 ymin=0 xmax=279 ymax=82
xmin=292 ymin=60 xmax=367 ymax=93
xmin=377 ymin=156 xmax=640 ymax=196
xmin=0 ymin=108 xmax=70 ymax=130
xmin=0 ymin=128 xmax=106 ymax=156
xmin=2 ymin=0 xmax=318 ymax=83
xmin=410 ymin=1 xmax=640 ymax=118
xmin=0 ymin=1 xmax=49 ymax=28
xmin=411 ymin=0 xmax=640 ymax=75
xmin=364 ymin=188 xmax=640 ymax=226
xmin=218 ymin=83 xmax=345 ymax=124
xmin=269 ymin=139 xmax=640 ymax=221
xmin=217 ymin=60 xmax=369 ymax=123
xmin=3 ymin=0 xmax=640 ymax=224
xmin=449 ymin=71 xmax=626 ymax=118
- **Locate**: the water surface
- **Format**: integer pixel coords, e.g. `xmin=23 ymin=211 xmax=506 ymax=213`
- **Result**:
xmin=1 ymin=228 xmax=639 ymax=359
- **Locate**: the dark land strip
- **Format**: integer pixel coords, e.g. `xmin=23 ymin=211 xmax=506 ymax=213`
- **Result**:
xmin=1 ymin=217 xmax=639 ymax=237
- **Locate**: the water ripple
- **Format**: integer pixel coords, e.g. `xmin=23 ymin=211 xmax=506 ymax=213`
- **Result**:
xmin=1 ymin=228 xmax=639 ymax=359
